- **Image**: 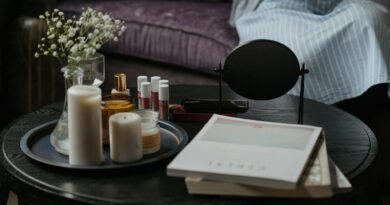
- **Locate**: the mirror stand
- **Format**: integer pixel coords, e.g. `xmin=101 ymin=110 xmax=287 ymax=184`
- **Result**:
xmin=217 ymin=62 xmax=309 ymax=124
xmin=298 ymin=63 xmax=309 ymax=124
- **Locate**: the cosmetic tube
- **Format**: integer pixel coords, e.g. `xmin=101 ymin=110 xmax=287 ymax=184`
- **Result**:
xmin=159 ymin=84 xmax=169 ymax=120
xmin=140 ymin=82 xmax=151 ymax=109
xmin=151 ymin=76 xmax=161 ymax=111
xmin=137 ymin=76 xmax=148 ymax=109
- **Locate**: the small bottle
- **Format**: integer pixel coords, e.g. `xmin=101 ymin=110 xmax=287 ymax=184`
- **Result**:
xmin=133 ymin=110 xmax=160 ymax=154
xmin=111 ymin=73 xmax=130 ymax=99
xmin=159 ymin=84 xmax=169 ymax=120
xmin=151 ymin=76 xmax=161 ymax=111
xmin=140 ymin=82 xmax=151 ymax=109
xmin=142 ymin=118 xmax=161 ymax=154
xmin=137 ymin=76 xmax=148 ymax=109
xmin=101 ymin=73 xmax=135 ymax=145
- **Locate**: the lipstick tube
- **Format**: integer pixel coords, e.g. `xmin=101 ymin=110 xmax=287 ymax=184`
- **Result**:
xmin=140 ymin=82 xmax=151 ymax=109
xmin=151 ymin=76 xmax=161 ymax=112
xmin=159 ymin=84 xmax=169 ymax=120
xmin=137 ymin=76 xmax=148 ymax=109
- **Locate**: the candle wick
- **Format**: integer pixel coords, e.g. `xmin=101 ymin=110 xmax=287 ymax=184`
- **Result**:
xmin=124 ymin=116 xmax=127 ymax=120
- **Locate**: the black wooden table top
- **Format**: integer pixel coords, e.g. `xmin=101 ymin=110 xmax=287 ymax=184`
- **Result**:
xmin=0 ymin=85 xmax=377 ymax=205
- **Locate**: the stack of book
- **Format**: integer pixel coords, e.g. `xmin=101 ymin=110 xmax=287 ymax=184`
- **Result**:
xmin=167 ymin=114 xmax=352 ymax=198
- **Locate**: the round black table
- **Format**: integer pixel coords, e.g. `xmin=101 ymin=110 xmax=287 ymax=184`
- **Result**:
xmin=0 ymin=85 xmax=377 ymax=205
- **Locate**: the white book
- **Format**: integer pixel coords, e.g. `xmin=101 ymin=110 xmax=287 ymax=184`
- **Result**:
xmin=184 ymin=142 xmax=352 ymax=198
xmin=167 ymin=114 xmax=324 ymax=190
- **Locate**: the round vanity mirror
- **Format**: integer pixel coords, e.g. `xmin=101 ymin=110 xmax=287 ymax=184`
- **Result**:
xmin=224 ymin=39 xmax=300 ymax=100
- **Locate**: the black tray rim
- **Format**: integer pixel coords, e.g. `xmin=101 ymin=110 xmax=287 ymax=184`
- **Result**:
xmin=20 ymin=120 xmax=188 ymax=170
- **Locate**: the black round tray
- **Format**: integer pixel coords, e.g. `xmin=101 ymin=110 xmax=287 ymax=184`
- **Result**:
xmin=20 ymin=120 xmax=188 ymax=170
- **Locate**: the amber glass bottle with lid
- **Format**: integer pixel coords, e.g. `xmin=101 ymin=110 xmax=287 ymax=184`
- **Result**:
xmin=101 ymin=73 xmax=135 ymax=145
xmin=111 ymin=73 xmax=131 ymax=99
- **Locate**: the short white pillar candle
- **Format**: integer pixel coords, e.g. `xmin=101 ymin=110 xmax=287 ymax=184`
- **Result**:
xmin=68 ymin=85 xmax=103 ymax=165
xmin=109 ymin=112 xmax=143 ymax=163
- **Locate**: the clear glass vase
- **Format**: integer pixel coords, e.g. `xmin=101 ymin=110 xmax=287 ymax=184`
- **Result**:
xmin=50 ymin=53 xmax=105 ymax=155
xmin=50 ymin=66 xmax=84 ymax=155
xmin=71 ymin=53 xmax=105 ymax=87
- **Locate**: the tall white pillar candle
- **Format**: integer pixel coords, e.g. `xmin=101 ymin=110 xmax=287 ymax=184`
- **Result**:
xmin=68 ymin=85 xmax=103 ymax=165
xmin=109 ymin=112 xmax=143 ymax=163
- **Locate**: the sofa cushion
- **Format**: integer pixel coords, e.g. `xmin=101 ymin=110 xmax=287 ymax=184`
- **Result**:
xmin=58 ymin=0 xmax=238 ymax=73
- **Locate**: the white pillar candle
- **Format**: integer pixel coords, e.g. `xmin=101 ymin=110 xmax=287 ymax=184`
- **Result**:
xmin=109 ymin=112 xmax=143 ymax=163
xmin=68 ymin=85 xmax=103 ymax=165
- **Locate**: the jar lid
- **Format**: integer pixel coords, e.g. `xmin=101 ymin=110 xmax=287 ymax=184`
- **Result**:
xmin=159 ymin=79 xmax=169 ymax=85
xmin=137 ymin=76 xmax=148 ymax=91
xmin=140 ymin=82 xmax=151 ymax=98
xmin=151 ymin=76 xmax=161 ymax=92
xmin=159 ymin=84 xmax=169 ymax=101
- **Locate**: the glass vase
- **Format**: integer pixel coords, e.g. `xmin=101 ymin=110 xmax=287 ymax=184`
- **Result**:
xmin=50 ymin=66 xmax=83 ymax=155
xmin=50 ymin=53 xmax=105 ymax=155
xmin=71 ymin=53 xmax=105 ymax=87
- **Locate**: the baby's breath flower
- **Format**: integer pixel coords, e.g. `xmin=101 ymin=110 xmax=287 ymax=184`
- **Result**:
xmin=102 ymin=15 xmax=109 ymax=21
xmin=58 ymin=35 xmax=67 ymax=43
xmin=36 ymin=7 xmax=126 ymax=66
xmin=65 ymin=40 xmax=74 ymax=48
xmin=70 ymin=45 xmax=78 ymax=53
xmin=50 ymin=44 xmax=57 ymax=50
xmin=34 ymin=52 xmax=39 ymax=58
xmin=121 ymin=26 xmax=126 ymax=32
xmin=56 ymin=21 xmax=62 ymax=28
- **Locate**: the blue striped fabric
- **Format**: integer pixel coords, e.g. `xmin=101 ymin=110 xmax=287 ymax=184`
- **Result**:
xmin=233 ymin=0 xmax=390 ymax=104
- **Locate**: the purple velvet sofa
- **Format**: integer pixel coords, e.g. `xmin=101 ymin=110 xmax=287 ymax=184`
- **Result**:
xmin=59 ymin=0 xmax=238 ymax=89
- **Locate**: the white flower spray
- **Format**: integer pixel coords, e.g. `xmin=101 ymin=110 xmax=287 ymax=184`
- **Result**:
xmin=35 ymin=8 xmax=126 ymax=66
